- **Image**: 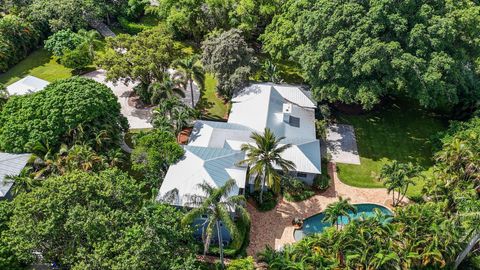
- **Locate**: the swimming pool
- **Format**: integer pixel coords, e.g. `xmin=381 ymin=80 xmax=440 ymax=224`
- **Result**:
xmin=293 ymin=203 xmax=393 ymax=241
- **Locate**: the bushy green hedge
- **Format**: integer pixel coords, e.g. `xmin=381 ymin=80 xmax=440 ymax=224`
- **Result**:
xmin=0 ymin=15 xmax=41 ymax=72
xmin=118 ymin=16 xmax=151 ymax=35
xmin=0 ymin=77 xmax=128 ymax=153
xmin=251 ymin=190 xmax=278 ymax=212
xmin=283 ymin=177 xmax=315 ymax=202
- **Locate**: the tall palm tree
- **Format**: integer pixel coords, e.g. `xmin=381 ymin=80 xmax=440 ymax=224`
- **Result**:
xmin=182 ymin=179 xmax=250 ymax=269
xmin=149 ymin=75 xmax=185 ymax=105
xmin=238 ymin=128 xmax=295 ymax=204
xmin=380 ymin=161 xmax=420 ymax=206
xmin=322 ymin=197 xmax=356 ymax=230
xmin=174 ymin=55 xmax=205 ymax=108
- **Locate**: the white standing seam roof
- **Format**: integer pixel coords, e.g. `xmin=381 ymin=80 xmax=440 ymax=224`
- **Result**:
xmin=0 ymin=153 xmax=30 ymax=198
xmin=6 ymin=76 xmax=49 ymax=96
xmin=158 ymin=83 xmax=322 ymax=207
xmin=157 ymin=146 xmax=247 ymax=207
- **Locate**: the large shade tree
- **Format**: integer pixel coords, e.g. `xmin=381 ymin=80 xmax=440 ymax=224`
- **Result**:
xmin=239 ymin=128 xmax=295 ymax=204
xmin=96 ymin=25 xmax=183 ymax=104
xmin=6 ymin=169 xmax=199 ymax=269
xmin=181 ymin=179 xmax=250 ymax=269
xmin=201 ymin=28 xmax=256 ymax=99
xmin=0 ymin=77 xmax=128 ymax=153
xmin=262 ymin=0 xmax=480 ymax=111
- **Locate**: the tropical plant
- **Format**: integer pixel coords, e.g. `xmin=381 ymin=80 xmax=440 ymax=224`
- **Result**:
xmin=322 ymin=196 xmax=356 ymax=230
xmin=152 ymin=97 xmax=197 ymax=135
xmin=4 ymin=167 xmax=38 ymax=196
xmin=149 ymin=75 xmax=185 ymax=104
xmin=174 ymin=55 xmax=205 ymax=107
xmin=380 ymin=161 xmax=421 ymax=206
xmin=182 ymin=179 xmax=250 ymax=269
xmin=261 ymin=59 xmax=282 ymax=83
xmin=238 ymin=128 xmax=295 ymax=204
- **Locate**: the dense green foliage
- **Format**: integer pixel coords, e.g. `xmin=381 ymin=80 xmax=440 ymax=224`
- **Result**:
xmin=0 ymin=15 xmax=41 ymax=72
xmin=147 ymin=0 xmax=282 ymax=41
xmin=97 ymin=25 xmax=182 ymax=103
xmin=131 ymin=129 xmax=184 ymax=188
xmin=0 ymin=77 xmax=127 ymax=153
xmin=227 ymin=256 xmax=255 ymax=270
xmin=260 ymin=117 xmax=480 ymax=269
xmin=44 ymin=29 xmax=84 ymax=57
xmin=201 ymin=29 xmax=256 ymax=99
xmin=13 ymin=0 xmax=129 ymax=32
xmin=282 ymin=177 xmax=315 ymax=202
xmin=262 ymin=0 xmax=480 ymax=110
xmin=5 ymin=169 xmax=199 ymax=269
xmin=0 ymin=202 xmax=23 ymax=270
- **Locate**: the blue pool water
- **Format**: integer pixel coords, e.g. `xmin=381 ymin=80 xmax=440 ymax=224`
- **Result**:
xmin=293 ymin=203 xmax=393 ymax=241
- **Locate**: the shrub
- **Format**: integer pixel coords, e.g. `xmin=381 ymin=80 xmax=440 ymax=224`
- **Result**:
xmin=0 ymin=77 xmax=128 ymax=153
xmin=61 ymin=44 xmax=93 ymax=70
xmin=227 ymin=257 xmax=255 ymax=270
xmin=118 ymin=16 xmax=150 ymax=35
xmin=283 ymin=177 xmax=315 ymax=202
xmin=44 ymin=29 xmax=83 ymax=57
xmin=252 ymin=190 xmax=277 ymax=212
xmin=315 ymin=119 xmax=328 ymax=140
xmin=313 ymin=174 xmax=330 ymax=191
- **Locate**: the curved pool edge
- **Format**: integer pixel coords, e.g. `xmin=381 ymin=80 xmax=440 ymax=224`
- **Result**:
xmin=293 ymin=202 xmax=394 ymax=242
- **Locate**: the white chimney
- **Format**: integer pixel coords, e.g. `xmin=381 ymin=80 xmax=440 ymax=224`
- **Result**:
xmin=283 ymin=103 xmax=292 ymax=123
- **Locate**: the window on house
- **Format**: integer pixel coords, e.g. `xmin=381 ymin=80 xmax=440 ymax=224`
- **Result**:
xmin=289 ymin=116 xmax=300 ymax=127
xmin=297 ymin=172 xmax=307 ymax=178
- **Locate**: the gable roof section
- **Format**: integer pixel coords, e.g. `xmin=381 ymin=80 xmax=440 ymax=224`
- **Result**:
xmin=157 ymin=146 xmax=247 ymax=207
xmin=189 ymin=121 xmax=253 ymax=148
xmin=6 ymin=76 xmax=49 ymax=96
xmin=0 ymin=153 xmax=30 ymax=198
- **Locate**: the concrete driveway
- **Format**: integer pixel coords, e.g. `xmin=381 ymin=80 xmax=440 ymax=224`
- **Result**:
xmin=326 ymin=124 xmax=361 ymax=165
xmin=83 ymin=70 xmax=153 ymax=130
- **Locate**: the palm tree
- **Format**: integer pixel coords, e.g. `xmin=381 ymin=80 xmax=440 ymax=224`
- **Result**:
xmin=322 ymin=197 xmax=356 ymax=230
xmin=262 ymin=59 xmax=283 ymax=83
xmin=182 ymin=179 xmax=250 ymax=269
xmin=149 ymin=75 xmax=185 ymax=105
xmin=238 ymin=128 xmax=295 ymax=204
xmin=174 ymin=55 xmax=205 ymax=108
xmin=152 ymin=97 xmax=196 ymax=135
xmin=77 ymin=29 xmax=102 ymax=59
xmin=380 ymin=161 xmax=420 ymax=206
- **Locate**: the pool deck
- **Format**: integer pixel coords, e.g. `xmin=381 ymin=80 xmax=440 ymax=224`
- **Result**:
xmin=246 ymin=162 xmax=405 ymax=257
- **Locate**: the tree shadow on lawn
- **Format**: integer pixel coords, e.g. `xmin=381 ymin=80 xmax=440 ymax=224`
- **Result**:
xmin=0 ymin=49 xmax=52 ymax=84
xmin=334 ymin=97 xmax=449 ymax=168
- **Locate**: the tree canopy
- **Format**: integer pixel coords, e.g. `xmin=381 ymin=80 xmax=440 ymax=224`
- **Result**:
xmin=5 ymin=169 xmax=199 ymax=269
xmin=201 ymin=29 xmax=256 ymax=98
xmin=0 ymin=77 xmax=128 ymax=153
xmin=262 ymin=0 xmax=480 ymax=110
xmin=147 ymin=0 xmax=282 ymax=42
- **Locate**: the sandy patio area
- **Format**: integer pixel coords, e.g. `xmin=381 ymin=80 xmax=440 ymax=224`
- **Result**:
xmin=246 ymin=162 xmax=401 ymax=257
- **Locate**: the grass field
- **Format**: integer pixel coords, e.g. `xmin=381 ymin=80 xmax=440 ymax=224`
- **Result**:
xmin=197 ymin=73 xmax=230 ymax=120
xmin=335 ymin=98 xmax=447 ymax=197
xmin=0 ymin=49 xmax=75 ymax=85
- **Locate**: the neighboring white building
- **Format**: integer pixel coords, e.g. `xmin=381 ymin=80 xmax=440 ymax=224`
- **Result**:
xmin=0 ymin=153 xmax=30 ymax=200
xmin=6 ymin=76 xmax=49 ymax=96
xmin=157 ymin=83 xmax=321 ymax=205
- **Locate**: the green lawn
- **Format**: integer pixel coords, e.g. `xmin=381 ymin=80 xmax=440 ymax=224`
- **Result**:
xmin=0 ymin=49 xmax=75 ymax=85
xmin=335 ymin=98 xmax=447 ymax=197
xmin=197 ymin=73 xmax=230 ymax=120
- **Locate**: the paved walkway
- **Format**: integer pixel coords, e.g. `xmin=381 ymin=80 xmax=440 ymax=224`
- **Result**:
xmin=246 ymin=162 xmax=403 ymax=257
xmin=83 ymin=70 xmax=153 ymax=129
xmin=326 ymin=124 xmax=361 ymax=164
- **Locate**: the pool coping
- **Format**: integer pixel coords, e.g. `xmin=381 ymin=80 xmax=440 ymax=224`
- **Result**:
xmin=292 ymin=201 xmax=395 ymax=242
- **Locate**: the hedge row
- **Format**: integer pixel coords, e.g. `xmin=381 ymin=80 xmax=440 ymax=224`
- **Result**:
xmin=0 ymin=15 xmax=42 ymax=72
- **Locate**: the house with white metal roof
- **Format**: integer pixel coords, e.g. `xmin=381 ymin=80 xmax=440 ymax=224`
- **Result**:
xmin=6 ymin=76 xmax=49 ymax=96
xmin=157 ymin=83 xmax=321 ymax=206
xmin=0 ymin=153 xmax=30 ymax=200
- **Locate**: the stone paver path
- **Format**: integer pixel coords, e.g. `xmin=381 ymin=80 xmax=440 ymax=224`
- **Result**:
xmin=83 ymin=70 xmax=153 ymax=129
xmin=246 ymin=162 xmax=403 ymax=257
xmin=326 ymin=124 xmax=361 ymax=164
